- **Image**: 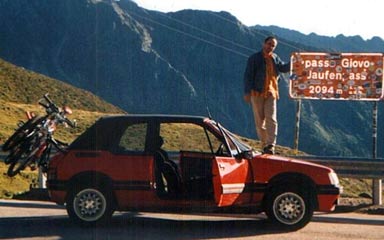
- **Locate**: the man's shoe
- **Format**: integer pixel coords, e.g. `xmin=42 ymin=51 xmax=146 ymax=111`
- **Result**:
xmin=263 ymin=145 xmax=275 ymax=154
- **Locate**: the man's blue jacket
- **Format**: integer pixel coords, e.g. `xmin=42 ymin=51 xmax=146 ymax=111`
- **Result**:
xmin=243 ymin=51 xmax=290 ymax=95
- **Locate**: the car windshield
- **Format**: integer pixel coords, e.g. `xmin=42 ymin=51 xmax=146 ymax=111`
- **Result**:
xmin=209 ymin=120 xmax=253 ymax=156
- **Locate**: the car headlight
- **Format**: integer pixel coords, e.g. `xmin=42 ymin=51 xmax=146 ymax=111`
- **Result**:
xmin=328 ymin=172 xmax=340 ymax=186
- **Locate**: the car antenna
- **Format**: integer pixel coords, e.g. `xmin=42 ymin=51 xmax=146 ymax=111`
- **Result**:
xmin=206 ymin=106 xmax=213 ymax=119
xmin=204 ymin=86 xmax=213 ymax=119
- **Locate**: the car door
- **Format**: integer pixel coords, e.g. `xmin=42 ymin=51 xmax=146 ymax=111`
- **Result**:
xmin=209 ymin=124 xmax=252 ymax=207
xmin=110 ymin=121 xmax=156 ymax=207
xmin=212 ymin=156 xmax=251 ymax=206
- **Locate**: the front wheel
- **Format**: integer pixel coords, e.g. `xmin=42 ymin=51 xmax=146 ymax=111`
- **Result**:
xmin=265 ymin=187 xmax=314 ymax=231
xmin=66 ymin=186 xmax=115 ymax=226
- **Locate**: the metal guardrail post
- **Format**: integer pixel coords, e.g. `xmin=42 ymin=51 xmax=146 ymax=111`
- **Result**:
xmin=373 ymin=180 xmax=382 ymax=205
xmin=372 ymin=101 xmax=382 ymax=205
xmin=293 ymin=100 xmax=301 ymax=154
xmin=38 ymin=167 xmax=47 ymax=188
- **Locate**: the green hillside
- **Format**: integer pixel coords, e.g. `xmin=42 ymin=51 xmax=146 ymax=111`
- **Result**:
xmin=0 ymin=58 xmax=125 ymax=143
xmin=0 ymin=58 xmax=123 ymax=112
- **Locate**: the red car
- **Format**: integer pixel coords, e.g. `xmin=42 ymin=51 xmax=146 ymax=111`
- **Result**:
xmin=47 ymin=114 xmax=341 ymax=230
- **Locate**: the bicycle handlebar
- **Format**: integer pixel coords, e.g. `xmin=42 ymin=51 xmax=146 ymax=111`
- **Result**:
xmin=39 ymin=93 xmax=60 ymax=114
xmin=39 ymin=93 xmax=76 ymax=128
xmin=43 ymin=93 xmax=53 ymax=105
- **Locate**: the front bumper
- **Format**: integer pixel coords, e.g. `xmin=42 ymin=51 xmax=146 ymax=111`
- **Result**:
xmin=317 ymin=184 xmax=342 ymax=211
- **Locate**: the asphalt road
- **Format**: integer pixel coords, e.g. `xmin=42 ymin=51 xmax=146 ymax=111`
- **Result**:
xmin=0 ymin=199 xmax=383 ymax=240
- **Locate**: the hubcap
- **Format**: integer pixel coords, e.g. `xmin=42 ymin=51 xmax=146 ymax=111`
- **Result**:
xmin=73 ymin=188 xmax=107 ymax=222
xmin=273 ymin=192 xmax=305 ymax=225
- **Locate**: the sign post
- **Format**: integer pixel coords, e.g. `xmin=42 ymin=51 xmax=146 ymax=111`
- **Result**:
xmin=372 ymin=101 xmax=382 ymax=205
xmin=290 ymin=52 xmax=383 ymax=205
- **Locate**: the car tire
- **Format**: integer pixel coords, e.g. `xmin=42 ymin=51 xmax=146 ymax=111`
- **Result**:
xmin=265 ymin=186 xmax=314 ymax=231
xmin=66 ymin=185 xmax=115 ymax=226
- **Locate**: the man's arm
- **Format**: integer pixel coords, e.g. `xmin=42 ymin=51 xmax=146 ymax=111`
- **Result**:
xmin=243 ymin=55 xmax=255 ymax=102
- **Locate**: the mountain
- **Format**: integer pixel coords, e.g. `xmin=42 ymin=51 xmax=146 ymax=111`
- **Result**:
xmin=252 ymin=25 xmax=384 ymax=52
xmin=0 ymin=0 xmax=383 ymax=157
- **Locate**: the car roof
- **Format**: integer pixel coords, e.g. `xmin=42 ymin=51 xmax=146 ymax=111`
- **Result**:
xmin=68 ymin=114 xmax=212 ymax=151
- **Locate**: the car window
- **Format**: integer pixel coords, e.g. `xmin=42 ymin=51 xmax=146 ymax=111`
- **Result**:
xmin=206 ymin=130 xmax=224 ymax=154
xmin=159 ymin=123 xmax=222 ymax=153
xmin=118 ymin=123 xmax=147 ymax=152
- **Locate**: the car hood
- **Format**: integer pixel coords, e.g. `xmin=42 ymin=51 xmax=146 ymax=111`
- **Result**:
xmin=260 ymin=154 xmax=332 ymax=169
xmin=250 ymin=154 xmax=335 ymax=184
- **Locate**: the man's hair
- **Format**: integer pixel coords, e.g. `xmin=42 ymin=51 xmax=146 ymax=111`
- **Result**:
xmin=264 ymin=36 xmax=277 ymax=43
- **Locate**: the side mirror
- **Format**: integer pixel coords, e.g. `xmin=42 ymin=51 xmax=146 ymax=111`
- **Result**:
xmin=235 ymin=151 xmax=253 ymax=160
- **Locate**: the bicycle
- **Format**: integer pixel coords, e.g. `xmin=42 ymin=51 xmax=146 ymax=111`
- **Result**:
xmin=3 ymin=93 xmax=76 ymax=177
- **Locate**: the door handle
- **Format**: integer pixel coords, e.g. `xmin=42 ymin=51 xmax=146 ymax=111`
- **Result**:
xmin=219 ymin=164 xmax=225 ymax=171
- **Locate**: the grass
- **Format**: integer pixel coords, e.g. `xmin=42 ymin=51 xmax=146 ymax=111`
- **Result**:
xmin=0 ymin=59 xmax=122 ymax=113
xmin=0 ymin=162 xmax=38 ymax=199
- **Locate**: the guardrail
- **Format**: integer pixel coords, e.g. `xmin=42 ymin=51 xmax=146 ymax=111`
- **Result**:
xmin=289 ymin=155 xmax=384 ymax=179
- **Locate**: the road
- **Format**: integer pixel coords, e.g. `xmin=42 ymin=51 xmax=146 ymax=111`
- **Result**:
xmin=0 ymin=199 xmax=383 ymax=240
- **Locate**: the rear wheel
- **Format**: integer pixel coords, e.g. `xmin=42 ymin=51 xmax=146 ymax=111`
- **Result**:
xmin=7 ymin=156 xmax=34 ymax=177
xmin=66 ymin=185 xmax=115 ymax=226
xmin=265 ymin=187 xmax=314 ymax=231
xmin=6 ymin=133 xmax=42 ymax=176
xmin=2 ymin=116 xmax=44 ymax=151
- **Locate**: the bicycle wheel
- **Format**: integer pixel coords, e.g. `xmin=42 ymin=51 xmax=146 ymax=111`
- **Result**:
xmin=7 ymin=155 xmax=34 ymax=177
xmin=4 ymin=128 xmax=39 ymax=164
xmin=2 ymin=116 xmax=45 ymax=151
xmin=4 ymin=147 xmax=24 ymax=165
xmin=6 ymin=134 xmax=42 ymax=177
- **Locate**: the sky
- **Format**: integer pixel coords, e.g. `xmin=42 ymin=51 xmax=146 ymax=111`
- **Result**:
xmin=131 ymin=0 xmax=384 ymax=40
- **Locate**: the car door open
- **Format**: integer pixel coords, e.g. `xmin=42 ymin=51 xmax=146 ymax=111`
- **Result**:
xmin=212 ymin=156 xmax=251 ymax=206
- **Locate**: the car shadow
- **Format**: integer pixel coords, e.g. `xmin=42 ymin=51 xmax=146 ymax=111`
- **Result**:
xmin=0 ymin=200 xmax=65 ymax=210
xmin=0 ymin=213 xmax=292 ymax=239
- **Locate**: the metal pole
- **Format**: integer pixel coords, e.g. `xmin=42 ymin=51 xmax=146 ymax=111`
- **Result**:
xmin=372 ymin=101 xmax=378 ymax=159
xmin=38 ymin=167 xmax=47 ymax=188
xmin=293 ymin=99 xmax=302 ymax=155
xmin=372 ymin=101 xmax=382 ymax=205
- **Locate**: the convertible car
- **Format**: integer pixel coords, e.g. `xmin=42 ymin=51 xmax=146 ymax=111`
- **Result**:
xmin=46 ymin=114 xmax=341 ymax=230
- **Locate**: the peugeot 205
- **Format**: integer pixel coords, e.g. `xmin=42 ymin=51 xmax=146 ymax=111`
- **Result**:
xmin=46 ymin=114 xmax=341 ymax=230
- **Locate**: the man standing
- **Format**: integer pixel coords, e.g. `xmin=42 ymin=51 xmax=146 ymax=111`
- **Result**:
xmin=243 ymin=36 xmax=290 ymax=154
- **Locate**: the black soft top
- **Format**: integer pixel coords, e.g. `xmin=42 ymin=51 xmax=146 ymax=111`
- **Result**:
xmin=68 ymin=114 xmax=209 ymax=151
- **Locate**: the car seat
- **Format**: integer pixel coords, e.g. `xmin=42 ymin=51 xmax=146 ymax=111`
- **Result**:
xmin=154 ymin=136 xmax=181 ymax=197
